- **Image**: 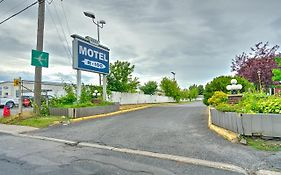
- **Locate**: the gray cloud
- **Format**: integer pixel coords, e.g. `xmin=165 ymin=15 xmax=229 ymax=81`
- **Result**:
xmin=0 ymin=0 xmax=281 ymax=88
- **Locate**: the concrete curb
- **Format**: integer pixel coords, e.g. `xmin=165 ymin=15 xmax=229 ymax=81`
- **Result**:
xmin=255 ymin=170 xmax=281 ymax=175
xmin=0 ymin=124 xmax=38 ymax=135
xmin=16 ymin=133 xmax=248 ymax=174
xmin=208 ymin=107 xmax=239 ymax=143
xmin=70 ymin=105 xmax=154 ymax=123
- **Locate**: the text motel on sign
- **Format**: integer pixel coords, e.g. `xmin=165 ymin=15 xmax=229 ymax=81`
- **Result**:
xmin=79 ymin=46 xmax=108 ymax=62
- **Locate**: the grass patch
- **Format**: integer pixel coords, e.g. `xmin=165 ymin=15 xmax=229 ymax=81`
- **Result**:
xmin=10 ymin=116 xmax=67 ymax=128
xmin=0 ymin=117 xmax=12 ymax=124
xmin=0 ymin=113 xmax=69 ymax=128
xmin=245 ymin=137 xmax=281 ymax=151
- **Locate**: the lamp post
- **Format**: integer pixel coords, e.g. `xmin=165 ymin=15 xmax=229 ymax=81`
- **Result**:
xmin=84 ymin=11 xmax=106 ymax=86
xmin=93 ymin=90 xmax=101 ymax=99
xmin=226 ymin=79 xmax=243 ymax=104
xmin=257 ymin=70 xmax=262 ymax=93
xmin=226 ymin=79 xmax=242 ymax=95
xmin=171 ymin=71 xmax=176 ymax=80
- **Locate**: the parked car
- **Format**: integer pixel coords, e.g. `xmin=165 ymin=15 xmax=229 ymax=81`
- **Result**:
xmin=22 ymin=96 xmax=33 ymax=107
xmin=21 ymin=95 xmax=53 ymax=107
xmin=0 ymin=97 xmax=19 ymax=108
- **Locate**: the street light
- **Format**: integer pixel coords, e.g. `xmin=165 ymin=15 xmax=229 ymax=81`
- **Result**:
xmin=83 ymin=11 xmax=106 ymax=43
xmin=171 ymin=71 xmax=176 ymax=80
xmin=83 ymin=11 xmax=95 ymax=19
xmin=257 ymin=70 xmax=262 ymax=92
xmin=84 ymin=11 xmax=106 ymax=86
xmin=93 ymin=90 xmax=101 ymax=99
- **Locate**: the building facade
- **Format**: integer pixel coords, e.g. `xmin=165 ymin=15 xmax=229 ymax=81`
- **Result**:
xmin=0 ymin=81 xmax=66 ymax=99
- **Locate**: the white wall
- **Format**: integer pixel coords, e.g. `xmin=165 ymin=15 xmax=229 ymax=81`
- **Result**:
xmin=0 ymin=81 xmax=66 ymax=99
xmin=108 ymin=91 xmax=175 ymax=104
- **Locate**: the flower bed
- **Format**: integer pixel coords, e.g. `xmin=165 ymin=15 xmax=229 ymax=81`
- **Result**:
xmin=50 ymin=103 xmax=120 ymax=118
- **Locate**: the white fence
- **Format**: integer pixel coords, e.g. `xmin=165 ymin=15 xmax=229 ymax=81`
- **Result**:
xmin=108 ymin=92 xmax=175 ymax=105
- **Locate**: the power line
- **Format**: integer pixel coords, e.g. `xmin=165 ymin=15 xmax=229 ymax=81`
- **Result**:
xmin=0 ymin=1 xmax=38 ymax=25
xmin=47 ymin=0 xmax=54 ymax=5
xmin=46 ymin=5 xmax=72 ymax=61
xmin=60 ymin=0 xmax=71 ymax=36
xmin=51 ymin=1 xmax=72 ymax=57
xmin=1 ymin=0 xmax=29 ymax=17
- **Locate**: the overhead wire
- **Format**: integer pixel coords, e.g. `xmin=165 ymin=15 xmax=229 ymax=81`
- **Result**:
xmin=46 ymin=4 xmax=72 ymax=62
xmin=60 ymin=0 xmax=71 ymax=37
xmin=0 ymin=1 xmax=38 ymax=25
xmin=1 ymin=0 xmax=30 ymax=17
xmin=47 ymin=0 xmax=54 ymax=5
xmin=51 ymin=1 xmax=72 ymax=57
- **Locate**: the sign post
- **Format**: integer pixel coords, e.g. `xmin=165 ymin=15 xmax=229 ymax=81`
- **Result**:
xmin=71 ymin=34 xmax=110 ymax=101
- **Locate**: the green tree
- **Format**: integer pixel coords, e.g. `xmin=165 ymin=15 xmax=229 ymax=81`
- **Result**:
xmin=180 ymin=89 xmax=189 ymax=101
xmin=272 ymin=57 xmax=281 ymax=82
xmin=188 ymin=85 xmax=199 ymax=101
xmin=203 ymin=76 xmax=254 ymax=105
xmin=160 ymin=77 xmax=181 ymax=102
xmin=198 ymin=85 xmax=204 ymax=95
xmin=107 ymin=60 xmax=140 ymax=93
xmin=140 ymin=81 xmax=158 ymax=95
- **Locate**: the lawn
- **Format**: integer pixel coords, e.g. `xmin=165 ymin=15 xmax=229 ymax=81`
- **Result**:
xmin=245 ymin=137 xmax=281 ymax=151
xmin=0 ymin=114 xmax=68 ymax=128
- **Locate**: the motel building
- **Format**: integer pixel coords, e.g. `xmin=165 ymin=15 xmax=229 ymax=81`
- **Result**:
xmin=0 ymin=80 xmax=66 ymax=99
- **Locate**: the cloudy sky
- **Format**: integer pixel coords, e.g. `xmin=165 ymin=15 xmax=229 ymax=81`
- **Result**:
xmin=0 ymin=0 xmax=281 ymax=88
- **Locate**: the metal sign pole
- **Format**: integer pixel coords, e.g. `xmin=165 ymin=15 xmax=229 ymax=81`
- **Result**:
xmin=19 ymin=77 xmax=22 ymax=116
xmin=77 ymin=70 xmax=81 ymax=101
xmin=102 ymin=74 xmax=107 ymax=101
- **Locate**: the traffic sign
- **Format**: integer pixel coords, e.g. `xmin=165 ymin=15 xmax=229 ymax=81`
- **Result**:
xmin=31 ymin=49 xmax=49 ymax=68
xmin=72 ymin=37 xmax=110 ymax=74
xmin=13 ymin=78 xmax=20 ymax=86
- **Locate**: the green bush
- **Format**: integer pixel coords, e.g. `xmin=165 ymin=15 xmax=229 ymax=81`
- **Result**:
xmin=50 ymin=84 xmax=113 ymax=108
xmin=208 ymin=91 xmax=228 ymax=106
xmin=256 ymin=96 xmax=281 ymax=114
xmin=216 ymin=103 xmax=239 ymax=112
xmin=203 ymin=76 xmax=254 ymax=105
xmin=235 ymin=93 xmax=267 ymax=113
xmin=214 ymin=92 xmax=281 ymax=114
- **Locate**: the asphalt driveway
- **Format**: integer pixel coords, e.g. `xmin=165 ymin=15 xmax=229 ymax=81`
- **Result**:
xmin=29 ymin=102 xmax=281 ymax=172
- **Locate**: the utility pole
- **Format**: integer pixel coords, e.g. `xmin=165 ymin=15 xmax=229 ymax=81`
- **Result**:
xmin=97 ymin=22 xmax=102 ymax=86
xmin=34 ymin=0 xmax=45 ymax=114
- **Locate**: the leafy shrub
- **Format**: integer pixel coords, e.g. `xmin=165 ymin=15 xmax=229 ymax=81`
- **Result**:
xmin=214 ymin=92 xmax=281 ymax=114
xmin=208 ymin=91 xmax=228 ymax=106
xmin=50 ymin=84 xmax=77 ymax=106
xmin=50 ymin=84 xmax=113 ymax=108
xmin=216 ymin=103 xmax=239 ymax=112
xmin=256 ymin=96 xmax=281 ymax=114
xmin=203 ymin=76 xmax=254 ymax=105
xmin=235 ymin=93 xmax=267 ymax=113
xmin=40 ymin=101 xmax=50 ymax=116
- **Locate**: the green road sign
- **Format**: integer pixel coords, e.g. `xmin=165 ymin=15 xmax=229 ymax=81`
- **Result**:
xmin=31 ymin=49 xmax=49 ymax=68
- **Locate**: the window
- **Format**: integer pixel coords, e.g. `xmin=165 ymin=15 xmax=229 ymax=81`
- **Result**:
xmin=16 ymin=90 xmax=20 ymax=98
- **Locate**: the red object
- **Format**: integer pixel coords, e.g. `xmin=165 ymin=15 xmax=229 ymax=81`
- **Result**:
xmin=274 ymin=88 xmax=281 ymax=95
xmin=23 ymin=98 xmax=30 ymax=107
xmin=3 ymin=105 xmax=10 ymax=117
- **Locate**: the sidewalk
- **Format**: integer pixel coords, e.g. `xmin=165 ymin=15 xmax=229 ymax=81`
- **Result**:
xmin=0 ymin=124 xmax=38 ymax=134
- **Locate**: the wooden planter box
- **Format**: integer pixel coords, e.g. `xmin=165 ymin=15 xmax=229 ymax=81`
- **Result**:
xmin=49 ymin=103 xmax=120 ymax=119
